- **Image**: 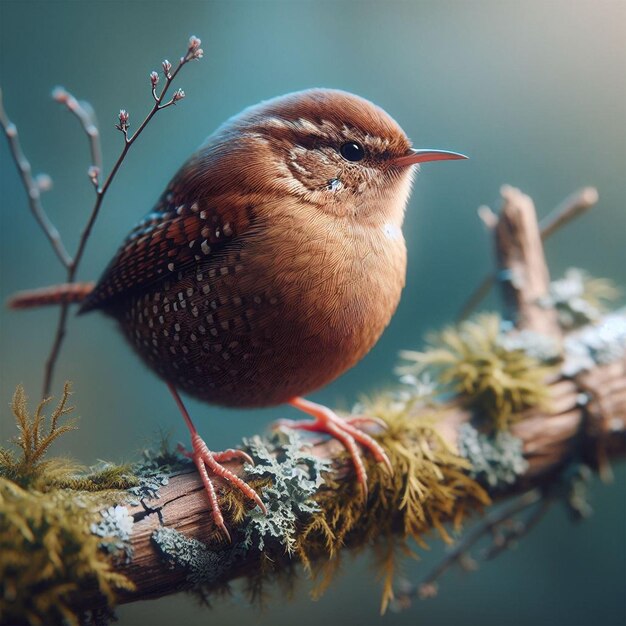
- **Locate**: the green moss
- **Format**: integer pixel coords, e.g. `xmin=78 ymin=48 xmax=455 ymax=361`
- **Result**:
xmin=293 ymin=397 xmax=490 ymax=613
xmin=399 ymin=314 xmax=553 ymax=430
xmin=0 ymin=384 xmax=138 ymax=493
xmin=0 ymin=384 xmax=136 ymax=625
xmin=0 ymin=383 xmax=77 ymax=489
xmin=0 ymin=478 xmax=134 ymax=626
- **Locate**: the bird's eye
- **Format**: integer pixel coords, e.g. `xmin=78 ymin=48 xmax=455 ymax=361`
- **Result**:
xmin=339 ymin=141 xmax=365 ymax=162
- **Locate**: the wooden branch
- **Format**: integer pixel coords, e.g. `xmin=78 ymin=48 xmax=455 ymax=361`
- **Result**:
xmin=458 ymin=186 xmax=599 ymax=321
xmin=494 ymin=185 xmax=560 ymax=335
xmin=3 ymin=184 xmax=622 ymax=624
xmin=94 ymin=350 xmax=623 ymax=607
xmin=63 ymin=185 xmax=624 ymax=613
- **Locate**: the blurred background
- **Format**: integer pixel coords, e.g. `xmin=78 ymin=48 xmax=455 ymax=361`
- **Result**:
xmin=1 ymin=1 xmax=625 ymax=625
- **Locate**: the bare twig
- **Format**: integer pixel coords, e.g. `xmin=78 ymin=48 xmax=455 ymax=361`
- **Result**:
xmin=41 ymin=36 xmax=203 ymax=396
xmin=52 ymin=86 xmax=103 ymax=184
xmin=458 ymin=187 xmax=599 ymax=321
xmin=538 ymin=187 xmax=599 ymax=240
xmin=393 ymin=489 xmax=544 ymax=606
xmin=0 ymin=89 xmax=72 ymax=268
xmin=483 ymin=493 xmax=551 ymax=560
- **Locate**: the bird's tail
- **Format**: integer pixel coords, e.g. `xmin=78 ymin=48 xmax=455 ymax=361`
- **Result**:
xmin=7 ymin=282 xmax=95 ymax=309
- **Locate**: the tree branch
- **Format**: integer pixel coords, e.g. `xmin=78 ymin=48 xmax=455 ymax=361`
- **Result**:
xmin=49 ymin=185 xmax=623 ymax=614
xmin=52 ymin=86 xmax=103 ymax=183
xmin=0 ymin=89 xmax=72 ymax=268
xmin=458 ymin=186 xmax=599 ymax=321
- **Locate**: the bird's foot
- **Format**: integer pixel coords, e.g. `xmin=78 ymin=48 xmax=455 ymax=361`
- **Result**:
xmin=276 ymin=397 xmax=392 ymax=501
xmin=179 ymin=433 xmax=267 ymax=542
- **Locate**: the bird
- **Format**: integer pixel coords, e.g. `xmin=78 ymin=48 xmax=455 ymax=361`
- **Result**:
xmin=9 ymin=89 xmax=466 ymax=539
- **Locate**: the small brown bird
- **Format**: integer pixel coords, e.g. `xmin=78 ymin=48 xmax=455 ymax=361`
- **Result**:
xmin=10 ymin=89 xmax=466 ymax=538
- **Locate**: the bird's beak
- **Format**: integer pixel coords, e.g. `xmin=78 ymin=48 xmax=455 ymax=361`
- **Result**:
xmin=391 ymin=148 xmax=468 ymax=167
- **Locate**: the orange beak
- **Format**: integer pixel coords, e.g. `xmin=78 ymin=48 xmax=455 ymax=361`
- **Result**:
xmin=391 ymin=148 xmax=468 ymax=167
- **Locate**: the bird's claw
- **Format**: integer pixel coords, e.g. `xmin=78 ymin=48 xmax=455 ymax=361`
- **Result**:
xmin=279 ymin=398 xmax=393 ymax=502
xmin=187 ymin=433 xmax=267 ymax=543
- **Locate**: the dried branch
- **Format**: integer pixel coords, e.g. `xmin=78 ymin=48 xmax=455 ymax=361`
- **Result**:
xmin=39 ymin=36 xmax=203 ymax=397
xmin=52 ymin=86 xmax=103 ymax=185
xmin=495 ymin=185 xmax=561 ymax=335
xmin=412 ymin=488 xmax=543 ymax=600
xmin=458 ymin=187 xmax=599 ymax=321
xmin=0 ymin=89 xmax=72 ymax=268
xmin=69 ymin=343 xmax=626 ymax=611
xmin=538 ymin=186 xmax=599 ymax=240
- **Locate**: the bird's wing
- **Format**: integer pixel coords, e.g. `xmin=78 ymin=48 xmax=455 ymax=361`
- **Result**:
xmin=80 ymin=189 xmax=253 ymax=313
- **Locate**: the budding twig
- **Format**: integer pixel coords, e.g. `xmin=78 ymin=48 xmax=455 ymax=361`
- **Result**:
xmin=52 ymin=86 xmax=103 ymax=185
xmin=0 ymin=89 xmax=72 ymax=268
xmin=392 ymin=488 xmax=545 ymax=608
xmin=1 ymin=37 xmax=204 ymax=397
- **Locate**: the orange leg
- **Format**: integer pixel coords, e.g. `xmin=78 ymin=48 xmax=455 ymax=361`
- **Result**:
xmin=277 ymin=397 xmax=392 ymax=500
xmin=167 ymin=382 xmax=266 ymax=541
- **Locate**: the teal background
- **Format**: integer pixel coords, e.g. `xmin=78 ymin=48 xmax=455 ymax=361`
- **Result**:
xmin=1 ymin=1 xmax=625 ymax=625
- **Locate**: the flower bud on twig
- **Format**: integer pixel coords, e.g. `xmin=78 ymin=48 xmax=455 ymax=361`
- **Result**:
xmin=187 ymin=35 xmax=204 ymax=60
xmin=162 ymin=59 xmax=172 ymax=78
xmin=172 ymin=89 xmax=185 ymax=103
xmin=87 ymin=165 xmax=100 ymax=187
xmin=150 ymin=71 xmax=159 ymax=87
xmin=116 ymin=109 xmax=130 ymax=133
xmin=35 ymin=173 xmax=53 ymax=192
xmin=51 ymin=86 xmax=70 ymax=105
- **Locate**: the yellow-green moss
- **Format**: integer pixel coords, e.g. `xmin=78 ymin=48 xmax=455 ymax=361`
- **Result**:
xmin=0 ymin=479 xmax=134 ymax=626
xmin=399 ymin=314 xmax=553 ymax=430
xmin=294 ymin=397 xmax=490 ymax=613
xmin=0 ymin=384 xmax=137 ymax=625
xmin=0 ymin=384 xmax=138 ymax=493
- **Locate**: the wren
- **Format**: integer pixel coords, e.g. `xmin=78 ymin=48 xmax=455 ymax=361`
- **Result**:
xmin=10 ymin=89 xmax=466 ymax=538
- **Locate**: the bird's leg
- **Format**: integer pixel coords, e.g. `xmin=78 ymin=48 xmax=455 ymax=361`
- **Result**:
xmin=277 ymin=397 xmax=392 ymax=500
xmin=167 ymin=382 xmax=266 ymax=541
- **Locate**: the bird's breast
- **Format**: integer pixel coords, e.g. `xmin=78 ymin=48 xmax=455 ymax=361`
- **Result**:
xmin=116 ymin=202 xmax=406 ymax=408
xmin=237 ymin=208 xmax=407 ymax=392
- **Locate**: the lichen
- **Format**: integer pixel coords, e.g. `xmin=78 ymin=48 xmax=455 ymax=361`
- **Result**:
xmin=91 ymin=505 xmax=135 ymax=562
xmin=457 ymin=423 xmax=528 ymax=488
xmin=541 ymin=268 xmax=620 ymax=330
xmin=128 ymin=436 xmax=192 ymax=503
xmin=562 ymin=311 xmax=626 ymax=376
xmin=496 ymin=327 xmax=561 ymax=363
xmin=152 ymin=527 xmax=239 ymax=586
xmin=242 ymin=431 xmax=331 ymax=553
xmin=399 ymin=313 xmax=553 ymax=430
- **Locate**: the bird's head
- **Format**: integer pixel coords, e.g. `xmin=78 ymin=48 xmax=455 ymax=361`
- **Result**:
xmin=196 ymin=89 xmax=466 ymax=227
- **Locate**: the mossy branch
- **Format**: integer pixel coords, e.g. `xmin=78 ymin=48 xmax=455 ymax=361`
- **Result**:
xmin=1 ymin=186 xmax=625 ymax=625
